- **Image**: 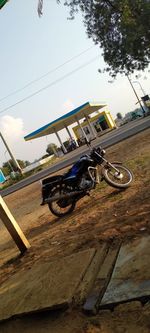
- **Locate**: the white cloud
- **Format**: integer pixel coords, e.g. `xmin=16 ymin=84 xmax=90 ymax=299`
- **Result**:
xmin=62 ymin=99 xmax=75 ymax=113
xmin=0 ymin=115 xmax=50 ymax=165
xmin=0 ymin=115 xmax=25 ymax=142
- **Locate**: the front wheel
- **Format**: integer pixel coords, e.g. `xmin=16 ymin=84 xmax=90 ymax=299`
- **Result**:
xmin=102 ymin=163 xmax=133 ymax=189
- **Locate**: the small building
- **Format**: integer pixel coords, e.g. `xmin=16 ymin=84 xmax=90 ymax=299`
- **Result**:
xmin=22 ymin=155 xmax=54 ymax=174
xmin=72 ymin=110 xmax=116 ymax=141
xmin=0 ymin=169 xmax=6 ymax=184
xmin=141 ymin=95 xmax=150 ymax=111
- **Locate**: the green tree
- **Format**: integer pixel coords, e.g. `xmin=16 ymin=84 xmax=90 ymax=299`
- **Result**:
xmin=58 ymin=0 xmax=150 ymax=77
xmin=116 ymin=112 xmax=123 ymax=120
xmin=2 ymin=159 xmax=27 ymax=176
xmin=0 ymin=0 xmax=8 ymax=10
xmin=41 ymin=154 xmax=49 ymax=159
xmin=46 ymin=143 xmax=58 ymax=156
xmin=24 ymin=160 xmax=30 ymax=166
xmin=1 ymin=165 xmax=10 ymax=177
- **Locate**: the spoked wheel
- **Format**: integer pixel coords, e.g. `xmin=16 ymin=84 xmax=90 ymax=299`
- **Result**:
xmin=102 ymin=163 xmax=133 ymax=189
xmin=48 ymin=186 xmax=76 ymax=217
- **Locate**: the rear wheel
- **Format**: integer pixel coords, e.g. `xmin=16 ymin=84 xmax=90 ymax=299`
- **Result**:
xmin=102 ymin=163 xmax=133 ymax=189
xmin=48 ymin=186 xmax=76 ymax=217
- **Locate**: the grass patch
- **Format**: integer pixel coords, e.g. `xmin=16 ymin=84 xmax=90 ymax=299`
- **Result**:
xmin=94 ymin=180 xmax=108 ymax=193
xmin=126 ymin=155 xmax=150 ymax=171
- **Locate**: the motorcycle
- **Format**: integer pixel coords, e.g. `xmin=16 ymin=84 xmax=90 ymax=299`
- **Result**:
xmin=41 ymin=143 xmax=133 ymax=217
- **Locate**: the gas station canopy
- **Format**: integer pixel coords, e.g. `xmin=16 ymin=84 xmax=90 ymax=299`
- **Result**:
xmin=24 ymin=101 xmax=106 ymax=141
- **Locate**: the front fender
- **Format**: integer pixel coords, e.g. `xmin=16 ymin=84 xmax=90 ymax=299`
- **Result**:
xmin=108 ymin=161 xmax=123 ymax=165
xmin=101 ymin=162 xmax=122 ymax=178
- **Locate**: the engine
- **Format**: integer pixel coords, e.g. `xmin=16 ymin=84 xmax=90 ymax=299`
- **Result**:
xmin=78 ymin=174 xmax=93 ymax=190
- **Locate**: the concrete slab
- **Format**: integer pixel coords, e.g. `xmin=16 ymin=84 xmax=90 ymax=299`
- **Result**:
xmin=75 ymin=244 xmax=108 ymax=304
xmin=0 ymin=248 xmax=95 ymax=322
xmin=83 ymin=243 xmax=121 ymax=314
xmin=101 ymin=236 xmax=150 ymax=307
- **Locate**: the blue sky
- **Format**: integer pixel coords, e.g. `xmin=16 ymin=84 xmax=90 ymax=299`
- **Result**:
xmin=0 ymin=0 xmax=149 ymax=166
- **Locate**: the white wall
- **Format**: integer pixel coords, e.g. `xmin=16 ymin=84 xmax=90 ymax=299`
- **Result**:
xmin=22 ymin=155 xmax=54 ymax=174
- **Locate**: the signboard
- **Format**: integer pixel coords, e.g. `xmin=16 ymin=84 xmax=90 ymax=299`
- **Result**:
xmin=141 ymin=95 xmax=150 ymax=109
xmin=0 ymin=169 xmax=6 ymax=183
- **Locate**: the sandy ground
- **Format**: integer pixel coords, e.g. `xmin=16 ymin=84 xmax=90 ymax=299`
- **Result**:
xmin=0 ymin=128 xmax=150 ymax=332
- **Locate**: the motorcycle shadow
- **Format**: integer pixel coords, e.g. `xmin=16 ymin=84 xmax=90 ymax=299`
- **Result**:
xmin=104 ymin=188 xmax=126 ymax=199
xmin=48 ymin=189 xmax=127 ymax=224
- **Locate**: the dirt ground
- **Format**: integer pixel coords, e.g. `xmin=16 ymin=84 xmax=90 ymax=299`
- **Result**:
xmin=0 ymin=128 xmax=150 ymax=332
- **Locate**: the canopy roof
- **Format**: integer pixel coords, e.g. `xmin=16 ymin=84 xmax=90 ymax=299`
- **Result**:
xmin=24 ymin=101 xmax=106 ymax=141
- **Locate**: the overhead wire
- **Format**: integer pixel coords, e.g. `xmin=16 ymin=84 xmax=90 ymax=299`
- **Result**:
xmin=0 ymin=55 xmax=100 ymax=115
xmin=0 ymin=46 xmax=95 ymax=103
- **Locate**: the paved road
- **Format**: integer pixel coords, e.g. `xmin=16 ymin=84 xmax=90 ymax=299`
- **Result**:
xmin=1 ymin=116 xmax=150 ymax=197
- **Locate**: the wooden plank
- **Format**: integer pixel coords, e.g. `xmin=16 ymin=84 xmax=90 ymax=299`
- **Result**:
xmin=0 ymin=195 xmax=30 ymax=254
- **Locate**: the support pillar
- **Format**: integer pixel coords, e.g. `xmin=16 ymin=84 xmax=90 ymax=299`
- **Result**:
xmin=0 ymin=132 xmax=23 ymax=175
xmin=64 ymin=125 xmax=72 ymax=140
xmin=75 ymin=117 xmax=88 ymax=142
xmin=84 ymin=114 xmax=97 ymax=139
xmin=0 ymin=195 xmax=30 ymax=254
xmin=53 ymin=128 xmax=67 ymax=154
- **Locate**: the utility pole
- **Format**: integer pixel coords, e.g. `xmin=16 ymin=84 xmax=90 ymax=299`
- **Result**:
xmin=132 ymin=81 xmax=146 ymax=96
xmin=0 ymin=131 xmax=23 ymax=175
xmin=126 ymin=75 xmax=146 ymax=116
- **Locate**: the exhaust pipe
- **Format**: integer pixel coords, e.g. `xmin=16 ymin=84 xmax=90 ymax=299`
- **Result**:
xmin=44 ymin=190 xmax=85 ymax=204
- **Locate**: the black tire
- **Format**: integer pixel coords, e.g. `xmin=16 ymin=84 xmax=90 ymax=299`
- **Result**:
xmin=48 ymin=186 xmax=76 ymax=217
xmin=102 ymin=163 xmax=133 ymax=189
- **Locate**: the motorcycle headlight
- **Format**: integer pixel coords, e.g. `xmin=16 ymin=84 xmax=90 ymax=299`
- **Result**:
xmin=101 ymin=149 xmax=105 ymax=156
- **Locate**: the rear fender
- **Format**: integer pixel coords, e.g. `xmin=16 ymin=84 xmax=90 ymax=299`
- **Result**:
xmin=41 ymin=175 xmax=63 ymax=203
xmin=42 ymin=175 xmax=63 ymax=186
